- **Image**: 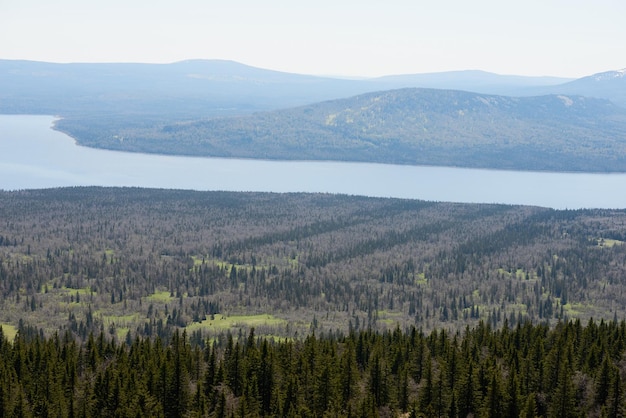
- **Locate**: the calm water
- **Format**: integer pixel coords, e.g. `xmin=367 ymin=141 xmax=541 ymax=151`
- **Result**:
xmin=1 ymin=114 xmax=625 ymax=209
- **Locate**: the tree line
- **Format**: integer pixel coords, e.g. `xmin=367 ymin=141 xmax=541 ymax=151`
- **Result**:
xmin=1 ymin=188 xmax=626 ymax=343
xmin=1 ymin=318 xmax=626 ymax=417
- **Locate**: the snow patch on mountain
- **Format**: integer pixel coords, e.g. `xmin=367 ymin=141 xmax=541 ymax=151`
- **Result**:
xmin=592 ymin=69 xmax=626 ymax=81
xmin=557 ymin=95 xmax=574 ymax=107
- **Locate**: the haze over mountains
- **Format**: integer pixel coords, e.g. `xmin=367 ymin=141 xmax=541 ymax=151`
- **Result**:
xmin=146 ymin=89 xmax=626 ymax=172
xmin=1 ymin=59 xmax=626 ymax=172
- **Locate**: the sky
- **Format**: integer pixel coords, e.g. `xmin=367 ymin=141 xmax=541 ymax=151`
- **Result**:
xmin=1 ymin=0 xmax=625 ymax=78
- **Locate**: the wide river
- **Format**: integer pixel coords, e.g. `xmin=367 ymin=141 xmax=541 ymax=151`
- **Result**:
xmin=1 ymin=114 xmax=625 ymax=209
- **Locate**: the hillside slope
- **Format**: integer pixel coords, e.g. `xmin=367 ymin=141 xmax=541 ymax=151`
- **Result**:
xmin=2 ymin=187 xmax=626 ymax=339
xmin=554 ymin=69 xmax=626 ymax=107
xmin=0 ymin=59 xmax=572 ymax=116
xmin=4 ymin=60 xmax=626 ymax=171
xmin=0 ymin=59 xmax=367 ymax=117
xmin=58 ymin=88 xmax=626 ymax=172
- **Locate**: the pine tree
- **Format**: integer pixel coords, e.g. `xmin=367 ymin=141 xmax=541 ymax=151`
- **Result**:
xmin=258 ymin=340 xmax=273 ymax=415
xmin=595 ymin=355 xmax=612 ymax=407
xmin=505 ymin=367 xmax=521 ymax=418
xmin=482 ymin=367 xmax=505 ymax=418
xmin=548 ymin=359 xmax=576 ymax=418
xmin=418 ymin=351 xmax=434 ymax=412
xmin=457 ymin=361 xmax=479 ymax=418
xmin=605 ymin=364 xmax=622 ymax=418
xmin=339 ymin=339 xmax=358 ymax=410
xmin=163 ymin=330 xmax=190 ymax=418
xmin=368 ymin=347 xmax=389 ymax=408
xmin=520 ymin=394 xmax=538 ymax=418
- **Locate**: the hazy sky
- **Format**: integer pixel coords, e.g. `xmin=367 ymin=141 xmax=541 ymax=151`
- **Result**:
xmin=1 ymin=0 xmax=625 ymax=78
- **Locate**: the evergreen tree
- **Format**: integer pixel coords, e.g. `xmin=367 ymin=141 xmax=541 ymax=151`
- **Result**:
xmin=520 ymin=394 xmax=539 ymax=418
xmin=258 ymin=340 xmax=273 ymax=415
xmin=548 ymin=359 xmax=576 ymax=418
xmin=595 ymin=355 xmax=612 ymax=407
xmin=482 ymin=367 xmax=505 ymax=418
xmin=368 ymin=347 xmax=389 ymax=408
xmin=457 ymin=361 xmax=479 ymax=418
xmin=605 ymin=364 xmax=622 ymax=418
xmin=339 ymin=339 xmax=358 ymax=410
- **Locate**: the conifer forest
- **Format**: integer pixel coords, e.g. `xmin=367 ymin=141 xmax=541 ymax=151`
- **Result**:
xmin=2 ymin=187 xmax=626 ymax=416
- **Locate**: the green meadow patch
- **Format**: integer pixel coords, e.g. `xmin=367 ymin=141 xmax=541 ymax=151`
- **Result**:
xmin=561 ymin=302 xmax=604 ymax=318
xmin=195 ymin=255 xmax=299 ymax=273
xmin=102 ymin=313 xmax=141 ymax=325
xmin=145 ymin=289 xmax=175 ymax=303
xmin=102 ymin=314 xmax=141 ymax=341
xmin=414 ymin=272 xmax=428 ymax=286
xmin=0 ymin=323 xmax=18 ymax=341
xmin=376 ymin=310 xmax=404 ymax=327
xmin=186 ymin=314 xmax=286 ymax=333
xmin=596 ymin=238 xmax=625 ymax=248
xmin=497 ymin=268 xmax=529 ymax=279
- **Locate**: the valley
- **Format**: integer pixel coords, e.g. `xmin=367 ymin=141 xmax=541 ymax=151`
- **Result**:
xmin=3 ymin=59 xmax=626 ymax=173
xmin=2 ymin=187 xmax=626 ymax=343
xmin=2 ymin=187 xmax=626 ymax=416
xmin=2 ymin=59 xmax=626 ymax=417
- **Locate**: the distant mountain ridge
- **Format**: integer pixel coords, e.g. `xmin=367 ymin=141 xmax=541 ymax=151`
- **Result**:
xmin=1 ymin=59 xmax=624 ymax=114
xmin=2 ymin=59 xmax=626 ymax=172
xmin=590 ymin=68 xmax=626 ymax=81
xmin=370 ymin=70 xmax=572 ymax=96
xmin=541 ymin=69 xmax=626 ymax=107
xmin=0 ymin=59 xmax=366 ymax=117
xmin=56 ymin=87 xmax=626 ymax=172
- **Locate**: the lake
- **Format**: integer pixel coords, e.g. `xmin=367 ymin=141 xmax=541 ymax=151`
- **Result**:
xmin=1 ymin=114 xmax=625 ymax=209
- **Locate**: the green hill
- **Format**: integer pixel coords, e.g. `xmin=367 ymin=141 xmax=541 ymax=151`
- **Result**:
xmin=2 ymin=187 xmax=626 ymax=340
xmin=4 ymin=59 xmax=626 ymax=172
xmin=59 ymin=88 xmax=626 ymax=172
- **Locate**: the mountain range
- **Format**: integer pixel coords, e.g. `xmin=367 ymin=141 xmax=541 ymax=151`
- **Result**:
xmin=5 ymin=59 xmax=624 ymax=115
xmin=2 ymin=59 xmax=626 ymax=172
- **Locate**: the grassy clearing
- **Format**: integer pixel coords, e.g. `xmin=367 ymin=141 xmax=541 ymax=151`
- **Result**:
xmin=597 ymin=238 xmax=625 ymax=248
xmin=506 ymin=303 xmax=529 ymax=316
xmin=563 ymin=303 xmax=584 ymax=316
xmin=192 ymin=255 xmax=300 ymax=276
xmin=39 ymin=278 xmax=96 ymax=295
xmin=60 ymin=286 xmax=95 ymax=298
xmin=376 ymin=310 xmax=404 ymax=327
xmin=102 ymin=313 xmax=141 ymax=325
xmin=114 ymin=327 xmax=130 ymax=341
xmin=0 ymin=323 xmax=18 ymax=341
xmin=498 ymin=268 xmax=529 ymax=279
xmin=186 ymin=314 xmax=286 ymax=333
xmin=191 ymin=255 xmax=206 ymax=266
xmin=414 ymin=272 xmax=428 ymax=286
xmin=193 ymin=258 xmax=260 ymax=275
xmin=145 ymin=289 xmax=174 ymax=303
xmin=102 ymin=314 xmax=141 ymax=341
xmin=377 ymin=318 xmax=397 ymax=326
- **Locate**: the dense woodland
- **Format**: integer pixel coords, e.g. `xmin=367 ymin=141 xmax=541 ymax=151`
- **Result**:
xmin=4 ymin=60 xmax=626 ymax=172
xmin=2 ymin=319 xmax=626 ymax=417
xmin=2 ymin=187 xmax=626 ymax=416
xmin=2 ymin=187 xmax=626 ymax=341
xmin=54 ymin=89 xmax=626 ymax=172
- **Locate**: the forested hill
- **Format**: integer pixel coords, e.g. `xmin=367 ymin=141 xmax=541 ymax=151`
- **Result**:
xmin=0 ymin=59 xmax=368 ymax=117
xmin=57 ymin=88 xmax=626 ymax=172
xmin=2 ymin=187 xmax=626 ymax=343
xmin=2 ymin=187 xmax=626 ymax=416
xmin=2 ymin=318 xmax=625 ymax=417
xmin=0 ymin=59 xmax=572 ymax=117
xmin=4 ymin=59 xmax=626 ymax=172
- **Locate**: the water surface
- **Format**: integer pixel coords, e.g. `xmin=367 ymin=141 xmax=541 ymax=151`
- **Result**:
xmin=1 ymin=115 xmax=625 ymax=209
